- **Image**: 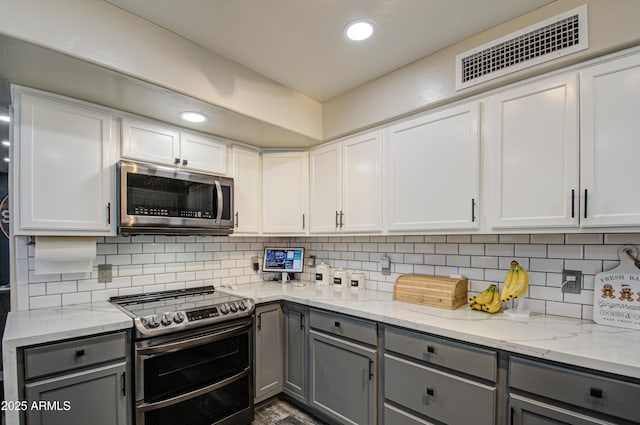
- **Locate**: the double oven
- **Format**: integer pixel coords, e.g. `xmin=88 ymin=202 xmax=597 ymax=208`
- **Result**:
xmin=111 ymin=287 xmax=255 ymax=425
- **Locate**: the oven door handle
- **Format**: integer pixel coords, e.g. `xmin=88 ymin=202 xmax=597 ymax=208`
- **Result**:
xmin=137 ymin=321 xmax=252 ymax=355
xmin=137 ymin=368 xmax=249 ymax=412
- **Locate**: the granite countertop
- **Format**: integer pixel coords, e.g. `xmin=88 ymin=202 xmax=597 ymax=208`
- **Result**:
xmin=220 ymin=282 xmax=640 ymax=379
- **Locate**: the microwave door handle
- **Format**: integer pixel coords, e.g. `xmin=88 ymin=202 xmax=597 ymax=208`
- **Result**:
xmin=215 ymin=180 xmax=223 ymax=223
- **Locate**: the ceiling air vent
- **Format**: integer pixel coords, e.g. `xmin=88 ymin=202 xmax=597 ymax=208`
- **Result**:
xmin=456 ymin=5 xmax=588 ymax=91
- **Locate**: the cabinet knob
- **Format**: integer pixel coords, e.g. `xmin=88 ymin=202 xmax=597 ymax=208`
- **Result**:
xmin=427 ymin=345 xmax=435 ymax=354
xmin=75 ymin=349 xmax=85 ymax=358
xmin=334 ymin=321 xmax=341 ymax=327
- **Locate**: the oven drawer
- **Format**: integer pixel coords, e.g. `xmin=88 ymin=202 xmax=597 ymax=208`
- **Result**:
xmin=509 ymin=356 xmax=640 ymax=422
xmin=310 ymin=309 xmax=377 ymax=346
xmin=384 ymin=325 xmax=497 ymax=382
xmin=24 ymin=332 xmax=126 ymax=380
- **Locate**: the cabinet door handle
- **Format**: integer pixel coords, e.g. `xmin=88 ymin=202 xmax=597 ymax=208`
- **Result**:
xmin=471 ymin=198 xmax=476 ymax=222
xmin=336 ymin=211 xmax=339 ymax=228
xmin=426 ymin=345 xmax=435 ymax=354
xmin=340 ymin=211 xmax=344 ymax=228
xmin=174 ymin=158 xmax=181 ymax=164
xmin=571 ymin=189 xmax=575 ymax=218
xmin=426 ymin=387 xmax=435 ymax=396
xmin=589 ymin=387 xmax=603 ymax=399
xmin=257 ymin=313 xmax=262 ymax=331
xmin=235 ymin=211 xmax=239 ymax=228
xmin=584 ymin=189 xmax=589 ymax=219
xmin=121 ymin=371 xmax=126 ymax=397
xmin=107 ymin=202 xmax=111 ymax=225
xmin=334 ymin=321 xmax=341 ymax=327
xmin=75 ymin=349 xmax=85 ymax=358
xmin=182 ymin=159 xmax=188 ymax=166
xmin=300 ymin=313 xmax=305 ymax=330
xmin=302 ymin=213 xmax=305 ymax=229
xmin=368 ymin=359 xmax=374 ymax=380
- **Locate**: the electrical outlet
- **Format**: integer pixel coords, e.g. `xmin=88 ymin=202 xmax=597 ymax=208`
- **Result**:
xmin=380 ymin=255 xmax=391 ymax=276
xmin=98 ymin=264 xmax=112 ymax=283
xmin=561 ymin=270 xmax=582 ymax=294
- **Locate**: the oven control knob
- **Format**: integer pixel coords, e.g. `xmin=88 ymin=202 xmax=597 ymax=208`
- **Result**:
xmin=230 ymin=302 xmax=238 ymax=313
xmin=144 ymin=315 xmax=160 ymax=329
xmin=173 ymin=312 xmax=185 ymax=324
xmin=161 ymin=313 xmax=173 ymax=327
xmin=238 ymin=301 xmax=247 ymax=311
xmin=220 ymin=303 xmax=229 ymax=315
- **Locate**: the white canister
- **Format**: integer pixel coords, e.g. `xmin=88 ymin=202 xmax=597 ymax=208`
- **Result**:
xmin=315 ymin=263 xmax=332 ymax=285
xmin=350 ymin=272 xmax=366 ymax=290
xmin=332 ymin=269 xmax=350 ymax=287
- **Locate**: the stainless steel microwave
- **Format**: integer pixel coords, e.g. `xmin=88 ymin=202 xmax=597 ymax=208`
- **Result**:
xmin=118 ymin=160 xmax=234 ymax=235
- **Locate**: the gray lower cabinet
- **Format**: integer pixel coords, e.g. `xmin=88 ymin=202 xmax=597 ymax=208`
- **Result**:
xmin=22 ymin=331 xmax=129 ymax=425
xmin=509 ymin=355 xmax=640 ymax=425
xmin=309 ymin=309 xmax=377 ymax=425
xmin=383 ymin=325 xmax=497 ymax=425
xmin=283 ymin=303 xmax=309 ymax=404
xmin=255 ymin=303 xmax=284 ymax=403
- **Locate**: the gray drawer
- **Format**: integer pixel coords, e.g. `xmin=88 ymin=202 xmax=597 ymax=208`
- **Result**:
xmin=310 ymin=309 xmax=377 ymax=346
xmin=384 ymin=403 xmax=436 ymax=425
xmin=384 ymin=325 xmax=497 ymax=382
xmin=24 ymin=332 xmax=127 ymax=380
xmin=510 ymin=356 xmax=640 ymax=423
xmin=385 ymin=354 xmax=495 ymax=425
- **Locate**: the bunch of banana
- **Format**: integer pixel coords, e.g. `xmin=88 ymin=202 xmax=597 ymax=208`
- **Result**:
xmin=500 ymin=260 xmax=529 ymax=301
xmin=468 ymin=284 xmax=501 ymax=313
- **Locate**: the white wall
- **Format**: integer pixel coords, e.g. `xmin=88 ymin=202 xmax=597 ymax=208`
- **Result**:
xmin=323 ymin=0 xmax=640 ymax=139
xmin=0 ymin=0 xmax=323 ymax=140
xmin=15 ymin=233 xmax=640 ymax=321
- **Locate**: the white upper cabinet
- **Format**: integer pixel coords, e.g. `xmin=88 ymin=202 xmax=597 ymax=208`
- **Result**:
xmin=231 ymin=145 xmax=261 ymax=234
xmin=13 ymin=88 xmax=116 ymax=235
xmin=580 ymin=53 xmax=640 ymax=227
xmin=484 ymin=73 xmax=579 ymax=229
xmin=309 ymin=142 xmax=341 ymax=233
xmin=386 ymin=102 xmax=480 ymax=232
xmin=310 ymin=131 xmax=382 ymax=233
xmin=262 ymin=151 xmax=309 ymax=234
xmin=121 ymin=117 xmax=228 ymax=175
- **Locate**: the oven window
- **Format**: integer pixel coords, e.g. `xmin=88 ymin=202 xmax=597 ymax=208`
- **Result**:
xmin=126 ymin=173 xmax=215 ymax=219
xmin=142 ymin=374 xmax=251 ymax=425
xmin=143 ymin=331 xmax=249 ymax=403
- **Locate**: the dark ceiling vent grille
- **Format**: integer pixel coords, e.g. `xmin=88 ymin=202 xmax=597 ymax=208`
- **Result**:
xmin=456 ymin=5 xmax=588 ymax=90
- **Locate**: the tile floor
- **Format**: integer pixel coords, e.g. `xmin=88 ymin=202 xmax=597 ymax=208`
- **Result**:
xmin=253 ymin=398 xmax=326 ymax=425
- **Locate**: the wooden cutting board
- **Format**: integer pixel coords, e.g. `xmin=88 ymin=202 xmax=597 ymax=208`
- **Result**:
xmin=593 ymin=246 xmax=640 ymax=330
xmin=393 ymin=274 xmax=468 ymax=309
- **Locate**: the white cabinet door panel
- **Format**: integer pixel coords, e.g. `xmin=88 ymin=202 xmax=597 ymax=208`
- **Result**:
xmin=341 ymin=132 xmax=382 ymax=232
xmin=121 ymin=118 xmax=179 ymax=166
xmin=16 ymin=91 xmax=114 ymax=234
xmin=262 ymin=152 xmax=308 ymax=234
xmin=485 ymin=74 xmax=579 ymax=229
xmin=387 ymin=102 xmax=479 ymax=231
xmin=180 ymin=131 xmax=228 ymax=175
xmin=232 ymin=146 xmax=261 ymax=234
xmin=580 ymin=53 xmax=640 ymax=227
xmin=309 ymin=143 xmax=341 ymax=233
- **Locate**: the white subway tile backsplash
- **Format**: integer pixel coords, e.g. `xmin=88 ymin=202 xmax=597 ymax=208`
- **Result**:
xmin=17 ymin=233 xmax=638 ymax=322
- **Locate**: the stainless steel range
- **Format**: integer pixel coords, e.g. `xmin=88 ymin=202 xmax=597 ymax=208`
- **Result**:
xmin=110 ymin=286 xmax=255 ymax=425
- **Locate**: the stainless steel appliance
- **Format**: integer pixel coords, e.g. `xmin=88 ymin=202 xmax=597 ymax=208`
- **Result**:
xmin=110 ymin=286 xmax=255 ymax=425
xmin=118 ymin=160 xmax=234 ymax=235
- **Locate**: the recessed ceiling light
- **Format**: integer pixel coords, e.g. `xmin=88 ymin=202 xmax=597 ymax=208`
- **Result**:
xmin=345 ymin=20 xmax=375 ymax=41
xmin=179 ymin=111 xmax=207 ymax=123
xmin=0 ymin=115 xmax=9 ymax=123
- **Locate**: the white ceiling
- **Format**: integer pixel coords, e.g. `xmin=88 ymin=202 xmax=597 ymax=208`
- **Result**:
xmin=104 ymin=0 xmax=555 ymax=102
